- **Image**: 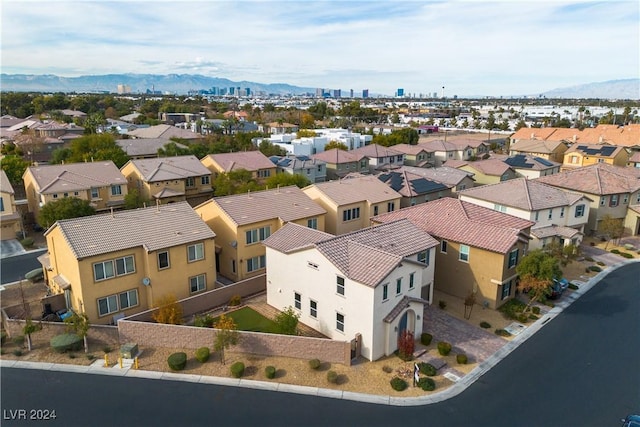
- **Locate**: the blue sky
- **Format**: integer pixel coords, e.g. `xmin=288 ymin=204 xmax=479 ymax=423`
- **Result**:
xmin=1 ymin=1 xmax=638 ymax=96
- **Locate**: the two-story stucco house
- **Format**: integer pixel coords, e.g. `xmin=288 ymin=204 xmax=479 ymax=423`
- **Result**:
xmin=508 ymin=139 xmax=568 ymax=163
xmin=264 ymin=219 xmax=438 ymax=361
xmin=562 ymin=144 xmax=629 ymax=171
xmin=502 ymin=154 xmax=561 ymax=179
xmin=311 ymin=148 xmax=368 ymax=180
xmin=392 ymin=144 xmax=435 ymax=167
xmin=446 ymin=158 xmax=517 ymax=186
xmin=38 ymin=202 xmax=216 ymax=324
xmin=201 ymin=151 xmax=277 ymax=182
xmin=194 ymin=186 xmax=327 ymax=282
xmin=376 ymin=169 xmax=452 ymax=208
xmin=350 ymin=144 xmax=405 ymax=173
xmin=269 ymin=155 xmax=328 ymax=183
xmin=536 ymin=163 xmax=640 ymax=235
xmin=1 ymin=170 xmax=22 ymax=240
xmin=120 ymin=155 xmax=213 ymax=206
xmin=372 ymin=198 xmax=534 ymax=309
xmin=23 ymin=161 xmax=128 ymax=223
xmin=459 ymin=178 xmax=591 ymax=249
xmin=303 ymin=175 xmax=402 ymax=235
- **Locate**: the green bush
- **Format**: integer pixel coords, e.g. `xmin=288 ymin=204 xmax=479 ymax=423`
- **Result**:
xmin=12 ymin=349 xmax=23 ymax=357
xmin=228 ymin=295 xmax=242 ymax=306
xmin=479 ymin=321 xmax=491 ymax=329
xmin=1 ymin=330 xmax=6 ymax=345
xmin=86 ymin=354 xmax=96 ymax=361
xmin=195 ymin=347 xmax=210 ymax=363
xmin=390 ymin=377 xmax=408 ymax=392
xmin=531 ymin=306 xmax=541 ymax=315
xmin=20 ymin=237 xmax=35 ymax=248
xmin=230 ymin=361 xmax=245 ymax=378
xmin=50 ymin=333 xmax=82 ymax=353
xmin=529 ymin=314 xmax=538 ymax=320
xmin=167 ymin=352 xmax=187 ymax=371
xmin=265 ymin=365 xmax=276 ymax=379
xmin=456 ymin=354 xmax=468 ymax=364
xmin=499 ymin=299 xmax=527 ymax=320
xmin=495 ymin=329 xmax=512 ymax=337
xmin=619 ymin=252 xmax=634 ymax=259
xmin=589 ymin=265 xmax=602 ymax=272
xmin=420 ymin=333 xmax=433 ymax=346
xmin=418 ymin=377 xmax=436 ymax=391
xmin=12 ymin=335 xmax=25 ymax=346
xmin=596 ymin=261 xmax=605 ymax=266
xmin=584 ymin=256 xmax=594 ymax=262
xmin=568 ymin=283 xmax=579 ymax=290
xmin=516 ymin=314 xmax=529 ymax=323
xmin=194 ymin=314 xmax=215 ymax=328
xmin=418 ymin=362 xmax=437 ymax=376
xmin=611 ymin=249 xmax=620 ymax=254
xmin=437 ymin=341 xmax=452 ymax=356
xmin=309 ymin=358 xmax=321 ymax=370
xmin=438 ymin=300 xmax=447 ymax=309
xmin=327 ymin=370 xmax=338 ymax=384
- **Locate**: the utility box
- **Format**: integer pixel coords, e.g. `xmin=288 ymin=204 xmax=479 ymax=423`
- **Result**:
xmin=120 ymin=343 xmax=138 ymax=359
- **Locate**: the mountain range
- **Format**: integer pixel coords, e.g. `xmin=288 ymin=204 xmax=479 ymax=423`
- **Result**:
xmin=0 ymin=74 xmax=638 ymax=99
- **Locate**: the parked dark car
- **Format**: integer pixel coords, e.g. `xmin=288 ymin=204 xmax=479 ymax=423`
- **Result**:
xmin=621 ymin=415 xmax=640 ymax=427
xmin=549 ymin=278 xmax=569 ymax=299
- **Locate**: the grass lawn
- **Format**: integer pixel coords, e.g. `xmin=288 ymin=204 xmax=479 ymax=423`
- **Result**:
xmin=214 ymin=307 xmax=280 ymax=333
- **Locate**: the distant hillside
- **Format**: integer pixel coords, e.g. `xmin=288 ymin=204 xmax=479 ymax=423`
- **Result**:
xmin=0 ymin=73 xmax=315 ymax=95
xmin=540 ymin=79 xmax=639 ymax=100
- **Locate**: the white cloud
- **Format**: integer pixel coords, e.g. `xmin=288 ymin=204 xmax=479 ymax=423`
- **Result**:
xmin=1 ymin=1 xmax=638 ymax=96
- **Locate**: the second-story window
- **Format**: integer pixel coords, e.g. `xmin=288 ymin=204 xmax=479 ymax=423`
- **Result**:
xmin=307 ymin=218 xmax=318 ymax=229
xmin=387 ymin=202 xmax=395 ymax=212
xmin=111 ymin=185 xmax=122 ymax=196
xmin=336 ymin=276 xmax=345 ymax=296
xmin=575 ymin=204 xmax=585 ymax=217
xmin=246 ymin=226 xmax=271 ymax=244
xmin=459 ymin=245 xmax=470 ymax=262
xmin=185 ymin=177 xmax=195 ymax=188
xmin=91 ymin=188 xmax=99 ymax=199
xmin=188 ymin=243 xmax=204 ymax=262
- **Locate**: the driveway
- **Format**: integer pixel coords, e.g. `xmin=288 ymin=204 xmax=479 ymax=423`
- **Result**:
xmin=0 ymin=239 xmax=25 ymax=259
xmin=581 ymin=244 xmax=628 ymax=266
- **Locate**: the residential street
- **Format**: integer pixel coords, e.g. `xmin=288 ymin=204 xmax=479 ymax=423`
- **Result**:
xmin=0 ymin=249 xmax=47 ymax=285
xmin=2 ymin=263 xmax=638 ymax=427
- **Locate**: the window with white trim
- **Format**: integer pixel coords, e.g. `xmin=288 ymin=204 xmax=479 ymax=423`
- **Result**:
xmin=396 ymin=278 xmax=402 ymax=295
xmin=201 ymin=175 xmax=210 ymax=185
xmin=93 ymin=260 xmax=115 ymax=281
xmin=336 ymin=312 xmax=345 ymax=332
xmin=97 ymin=295 xmax=118 ymax=316
xmin=459 ymin=245 xmax=470 ymax=262
xmin=548 ymin=209 xmax=553 ymax=220
xmin=560 ymin=207 xmax=565 ymax=218
xmin=115 ymin=255 xmax=135 ymax=276
xmin=387 ymin=202 xmax=395 ymax=212
xmin=91 ymin=187 xmax=99 ymax=199
xmin=494 ymin=204 xmax=507 ymax=213
xmin=508 ymin=248 xmax=519 ymax=269
xmin=342 ymin=207 xmax=360 ymax=222
xmin=600 ymin=196 xmax=606 ymax=206
xmin=119 ymin=289 xmax=138 ymax=310
xmin=441 ymin=240 xmax=448 ymax=253
xmin=294 ymin=292 xmax=301 ymax=310
xmin=623 ymin=194 xmax=629 ymax=204
xmin=575 ymin=204 xmax=585 ymax=217
xmin=190 ymin=274 xmax=206 ymax=293
xmin=246 ymin=255 xmax=266 ymax=272
xmin=418 ymin=250 xmax=430 ymax=265
xmin=310 ymin=300 xmax=317 ymax=318
xmin=535 ymin=211 xmax=539 ymax=221
xmin=185 ymin=177 xmax=195 ymax=188
xmin=188 ymin=243 xmax=204 ymax=262
xmin=258 ymin=169 xmax=271 ymax=178
xmin=501 ymin=280 xmax=513 ymax=300
xmin=610 ymin=194 xmax=619 ymax=207
xmin=409 ymin=273 xmax=415 ymax=289
xmin=307 ymin=218 xmax=318 ymax=229
xmin=382 ymin=284 xmax=388 ymax=301
xmin=111 ymin=185 xmax=122 ymax=196
xmin=158 ymin=251 xmax=170 ymax=269
xmin=336 ymin=276 xmax=345 ymax=295
xmin=246 ymin=226 xmax=271 ymax=244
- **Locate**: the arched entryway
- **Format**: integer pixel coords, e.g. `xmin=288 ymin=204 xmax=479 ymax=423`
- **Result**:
xmin=397 ymin=309 xmax=416 ymax=341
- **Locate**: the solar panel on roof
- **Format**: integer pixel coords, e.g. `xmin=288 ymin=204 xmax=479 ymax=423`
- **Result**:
xmin=505 ymin=155 xmax=533 ymax=168
xmin=296 ymin=155 xmax=311 ymax=161
xmin=534 ymin=157 xmax=554 ymax=167
xmin=410 ymin=178 xmax=447 ymax=194
xmin=577 ymin=145 xmax=616 ymax=156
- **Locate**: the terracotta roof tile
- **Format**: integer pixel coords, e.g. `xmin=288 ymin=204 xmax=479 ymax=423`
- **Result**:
xmin=311 ymin=148 xmax=363 ymax=164
xmin=1 ymin=170 xmax=15 ymax=194
xmin=509 ymin=139 xmax=568 ymax=154
xmin=304 ymin=175 xmax=401 ymax=205
xmin=263 ymin=222 xmax=333 ymax=253
xmin=126 ymin=155 xmax=211 ymax=182
xmin=461 ymin=159 xmax=512 ymax=176
xmin=204 ymin=151 xmax=275 ymax=172
xmin=26 ymin=161 xmax=127 ymax=194
xmin=536 ymin=163 xmax=640 ymax=195
xmin=400 ymin=166 xmax=475 ymax=187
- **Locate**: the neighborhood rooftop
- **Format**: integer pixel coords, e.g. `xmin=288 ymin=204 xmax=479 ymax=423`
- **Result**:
xmin=204 ymin=151 xmax=275 ymax=172
xmin=25 ymin=161 xmax=126 ymax=194
xmin=45 ymin=201 xmax=216 ymax=259
xmin=199 ymin=185 xmax=327 ymax=226
xmin=400 ymin=166 xmax=474 ymax=186
xmin=536 ymin=163 xmax=640 ymax=195
xmin=459 ymin=178 xmax=585 ymax=210
xmin=124 ymin=155 xmax=210 ymax=181
xmin=372 ymin=198 xmax=534 ymax=254
xmin=305 ymin=175 xmax=401 ymax=205
xmin=262 ymin=222 xmax=333 ymax=254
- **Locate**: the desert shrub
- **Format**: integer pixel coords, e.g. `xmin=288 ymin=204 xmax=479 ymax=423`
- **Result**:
xmin=456 ymin=354 xmax=468 ymax=364
xmin=439 ymin=300 xmax=447 ymax=309
xmin=12 ymin=349 xmax=23 ymax=357
xmin=418 ymin=362 xmax=437 ymax=376
xmin=228 ymin=295 xmax=242 ymax=306
xmin=418 ymin=377 xmax=436 ymax=391
xmin=50 ymin=333 xmax=82 ymax=353
xmin=480 ymin=321 xmax=491 ymax=329
xmin=68 ymin=353 xmax=76 ymax=359
xmin=499 ymin=299 xmax=527 ymax=320
xmin=611 ymin=249 xmax=620 ymax=254
xmin=420 ymin=333 xmax=433 ymax=346
xmin=619 ymin=252 xmax=634 ymax=259
xmin=12 ymin=335 xmax=25 ymax=346
xmin=230 ymin=361 xmax=245 ymax=378
xmin=308 ymin=358 xmax=321 ymax=370
xmin=265 ymin=366 xmax=276 ymax=379
xmin=194 ymin=314 xmax=215 ymax=328
xmin=568 ymin=283 xmax=579 ymax=290
xmin=86 ymin=354 xmax=96 ymax=361
xmin=397 ymin=330 xmax=414 ymax=361
xmin=167 ymin=352 xmax=187 ymax=371
xmin=195 ymin=347 xmax=210 ymax=363
xmin=437 ymin=341 xmax=452 ymax=356
xmin=585 ymin=256 xmax=594 ymax=262
xmin=529 ymin=314 xmax=538 ymax=320
xmin=495 ymin=329 xmax=512 ymax=337
xmin=517 ymin=314 xmax=529 ymax=323
xmin=531 ymin=306 xmax=541 ymax=315
xmin=20 ymin=237 xmax=35 ymax=248
xmin=596 ymin=261 xmax=605 ymax=266
xmin=390 ymin=377 xmax=408 ymax=392
xmin=382 ymin=365 xmax=393 ymax=374
xmin=589 ymin=265 xmax=602 ymax=272
xmin=327 ymin=370 xmax=338 ymax=384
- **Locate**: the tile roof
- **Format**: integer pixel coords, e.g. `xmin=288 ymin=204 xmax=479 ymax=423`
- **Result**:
xmin=400 ymin=166 xmax=475 ymax=187
xmin=418 ymin=140 xmax=459 ymax=152
xmin=116 ymin=138 xmax=188 ymax=157
xmin=199 ymin=185 xmax=326 ymax=226
xmin=304 ymin=175 xmax=401 ymax=205
xmin=504 ymin=154 xmax=561 ymax=170
xmin=311 ymin=148 xmax=363 ymax=164
xmin=511 ymin=127 xmax=560 ymax=142
xmin=564 ymin=144 xmax=626 ymax=158
xmin=445 ymin=137 xmax=489 ymax=149
xmin=372 ymin=198 xmax=533 ymax=254
xmin=262 ymin=222 xmax=333 ymax=253
xmin=204 ymin=151 xmax=275 ymax=172
xmin=269 ymin=155 xmax=327 ymax=171
xmin=127 ymin=124 xmax=202 ymax=140
xmin=46 ymin=201 xmax=216 ymax=259
xmin=350 ymin=144 xmax=403 ymax=159
xmin=536 ymin=163 xmax=640 ymax=195
xmin=460 ymin=159 xmax=513 ymax=176
xmin=125 ymin=155 xmax=211 ymax=182
xmin=511 ymin=125 xmax=640 ymax=149
xmin=629 ymin=151 xmax=640 ymax=162
xmin=383 ymin=296 xmax=429 ymax=323
xmin=530 ymin=224 xmax=581 ymax=239
xmin=377 ymin=170 xmax=449 ymax=197
xmin=392 ymin=144 xmax=430 ymax=156
xmin=509 ymin=139 xmax=567 ymax=154
xmin=1 ymin=170 xmax=15 ymax=194
xmin=442 ymin=159 xmax=468 ymax=168
xmin=314 ymin=219 xmax=438 ymax=287
xmin=460 ymin=178 xmax=585 ymax=210
xmin=26 ymin=161 xmax=127 ymax=194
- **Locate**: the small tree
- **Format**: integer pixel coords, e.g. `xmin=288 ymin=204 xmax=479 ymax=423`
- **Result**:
xmin=599 ymin=215 xmax=625 ymax=249
xmin=324 ymin=141 xmax=348 ymax=151
xmin=214 ymin=314 xmax=239 ymax=365
xmin=38 ymin=197 xmax=96 ymax=228
xmin=516 ymin=249 xmax=562 ymax=313
xmin=22 ymin=318 xmax=41 ymax=352
xmin=273 ymin=306 xmax=300 ymax=335
xmin=64 ymin=312 xmax=90 ymax=353
xmin=152 ymin=294 xmax=183 ymax=325
xmin=544 ymin=241 xmax=580 ymax=267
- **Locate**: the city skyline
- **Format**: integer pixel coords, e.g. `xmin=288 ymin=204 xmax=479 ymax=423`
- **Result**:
xmin=1 ymin=1 xmax=638 ymax=97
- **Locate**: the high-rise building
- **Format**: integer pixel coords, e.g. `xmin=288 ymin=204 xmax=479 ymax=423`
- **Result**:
xmin=245 ymin=87 xmax=251 ymax=96
xmin=350 ymin=89 xmax=354 ymax=98
xmin=117 ymin=84 xmax=131 ymax=94
xmin=316 ymin=88 xmax=324 ymax=97
xmin=229 ymin=87 xmax=235 ymax=95
xmin=333 ymin=89 xmax=341 ymax=98
xmin=362 ymin=89 xmax=369 ymax=98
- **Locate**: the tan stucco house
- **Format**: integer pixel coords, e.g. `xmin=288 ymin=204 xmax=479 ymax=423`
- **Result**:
xmin=561 ymin=144 xmax=629 ymax=171
xmin=1 ymin=170 xmax=22 ymax=240
xmin=201 ymin=151 xmax=277 ymax=182
xmin=39 ymin=202 xmax=216 ymax=324
xmin=194 ymin=185 xmax=327 ymax=282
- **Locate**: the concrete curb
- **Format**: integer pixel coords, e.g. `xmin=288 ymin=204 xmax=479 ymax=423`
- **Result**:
xmin=2 ymin=260 xmax=638 ymax=406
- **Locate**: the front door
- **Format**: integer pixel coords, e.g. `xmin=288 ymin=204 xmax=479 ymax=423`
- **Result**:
xmin=399 ymin=312 xmax=408 ymax=335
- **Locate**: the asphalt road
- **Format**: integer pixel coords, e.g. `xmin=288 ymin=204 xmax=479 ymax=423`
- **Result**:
xmin=1 ymin=263 xmax=638 ymax=427
xmin=0 ymin=249 xmax=46 ymax=285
